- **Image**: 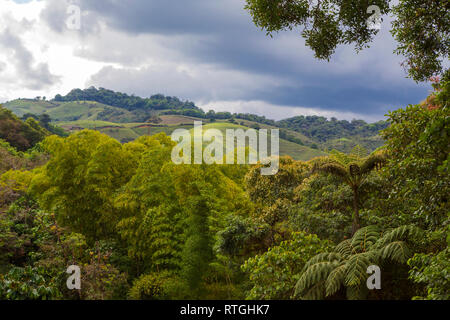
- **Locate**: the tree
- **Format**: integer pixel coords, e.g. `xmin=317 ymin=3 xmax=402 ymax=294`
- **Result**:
xmin=311 ymin=147 xmax=386 ymax=234
xmin=38 ymin=114 xmax=51 ymax=130
xmin=241 ymin=232 xmax=332 ymax=299
xmin=381 ymin=78 xmax=449 ymax=230
xmin=295 ymin=225 xmax=422 ymax=300
xmin=30 ymin=130 xmax=141 ymax=241
xmin=245 ymin=0 xmax=449 ymax=82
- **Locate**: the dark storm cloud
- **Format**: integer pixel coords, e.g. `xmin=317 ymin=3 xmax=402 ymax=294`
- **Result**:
xmin=41 ymin=0 xmax=428 ymax=118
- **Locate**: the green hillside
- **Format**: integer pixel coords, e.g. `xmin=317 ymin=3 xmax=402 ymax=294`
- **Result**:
xmin=55 ymin=117 xmax=325 ymax=160
xmin=3 ymin=88 xmax=387 ymax=157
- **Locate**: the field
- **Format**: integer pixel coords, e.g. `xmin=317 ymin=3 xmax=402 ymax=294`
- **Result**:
xmin=54 ymin=117 xmax=326 ymax=160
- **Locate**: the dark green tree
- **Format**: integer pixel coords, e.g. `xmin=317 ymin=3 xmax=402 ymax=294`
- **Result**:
xmin=245 ymin=0 xmax=449 ymax=81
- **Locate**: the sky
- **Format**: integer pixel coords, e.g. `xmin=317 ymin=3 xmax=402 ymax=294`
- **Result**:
xmin=0 ymin=0 xmax=431 ymax=122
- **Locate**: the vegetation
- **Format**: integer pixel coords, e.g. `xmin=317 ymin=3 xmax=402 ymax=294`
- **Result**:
xmin=245 ymin=0 xmax=449 ymax=82
xmin=4 ymin=89 xmax=387 ymax=154
xmin=0 ymin=105 xmax=49 ymax=151
xmin=0 ymin=77 xmax=448 ymax=301
xmin=54 ymin=87 xmax=199 ymax=111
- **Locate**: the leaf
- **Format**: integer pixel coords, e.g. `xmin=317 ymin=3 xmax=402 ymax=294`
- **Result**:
xmin=325 ymin=262 xmax=347 ymax=297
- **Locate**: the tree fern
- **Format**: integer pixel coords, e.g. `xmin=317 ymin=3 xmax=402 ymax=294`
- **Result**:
xmin=310 ymin=149 xmax=387 ymax=234
xmin=295 ymin=225 xmax=422 ymax=300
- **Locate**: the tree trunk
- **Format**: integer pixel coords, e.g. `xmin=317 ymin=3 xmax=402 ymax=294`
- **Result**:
xmin=352 ymin=187 xmax=361 ymax=235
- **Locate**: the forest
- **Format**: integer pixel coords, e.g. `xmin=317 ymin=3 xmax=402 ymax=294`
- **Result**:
xmin=0 ymin=77 xmax=448 ymax=300
xmin=0 ymin=0 xmax=448 ymax=303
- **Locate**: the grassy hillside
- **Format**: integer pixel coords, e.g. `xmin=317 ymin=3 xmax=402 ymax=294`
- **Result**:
xmin=55 ymin=117 xmax=326 ymax=160
xmin=196 ymin=122 xmax=327 ymax=161
xmin=3 ymin=91 xmax=386 ymax=156
xmin=4 ymin=99 xmax=58 ymax=117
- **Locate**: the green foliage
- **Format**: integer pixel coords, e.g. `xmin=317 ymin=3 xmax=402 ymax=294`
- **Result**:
xmin=0 ymin=105 xmax=49 ymax=151
xmin=242 ymin=232 xmax=332 ymax=299
xmin=128 ymin=271 xmax=178 ymax=300
xmin=381 ymin=79 xmax=449 ymax=229
xmin=245 ymin=0 xmax=448 ymax=81
xmin=295 ymin=225 xmax=422 ymax=300
xmin=1 ymin=80 xmax=448 ymax=301
xmin=180 ymin=199 xmax=214 ymax=298
xmin=311 ymin=147 xmax=386 ymax=233
xmin=292 ymin=173 xmax=353 ymax=242
xmin=0 ymin=266 xmax=60 ymax=300
xmin=408 ymin=247 xmax=450 ymax=300
xmin=54 ymin=87 xmax=199 ymax=112
xmin=30 ymin=130 xmax=141 ymax=241
xmin=0 ymin=170 xmax=34 ymax=207
xmin=391 ymin=0 xmax=449 ymax=81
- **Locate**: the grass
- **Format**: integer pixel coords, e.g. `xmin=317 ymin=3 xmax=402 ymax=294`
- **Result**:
xmin=4 ymin=100 xmax=327 ymax=160
xmin=56 ymin=117 xmax=326 ymax=160
xmin=4 ymin=99 xmax=58 ymax=117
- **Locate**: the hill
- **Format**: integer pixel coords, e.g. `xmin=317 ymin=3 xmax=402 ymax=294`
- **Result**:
xmin=0 ymin=105 xmax=50 ymax=151
xmin=55 ymin=116 xmax=327 ymax=161
xmin=3 ymin=87 xmax=388 ymax=156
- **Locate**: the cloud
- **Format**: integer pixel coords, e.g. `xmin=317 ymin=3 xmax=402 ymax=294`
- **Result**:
xmin=86 ymin=62 xmax=290 ymax=102
xmin=0 ymin=28 xmax=60 ymax=90
xmin=2 ymin=0 xmax=431 ymax=121
xmin=198 ymin=100 xmax=383 ymax=122
xmin=0 ymin=2 xmax=60 ymax=92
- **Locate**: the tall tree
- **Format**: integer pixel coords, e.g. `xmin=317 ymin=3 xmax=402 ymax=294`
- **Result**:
xmin=311 ymin=147 xmax=386 ymax=234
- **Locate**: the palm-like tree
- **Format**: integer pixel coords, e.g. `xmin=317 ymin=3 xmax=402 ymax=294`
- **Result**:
xmin=294 ymin=225 xmax=422 ymax=300
xmin=311 ymin=147 xmax=386 ymax=234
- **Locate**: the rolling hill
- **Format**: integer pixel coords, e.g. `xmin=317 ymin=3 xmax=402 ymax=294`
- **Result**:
xmin=2 ymin=87 xmax=388 ymax=159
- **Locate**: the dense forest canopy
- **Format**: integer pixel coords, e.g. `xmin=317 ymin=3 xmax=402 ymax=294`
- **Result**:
xmin=277 ymin=116 xmax=388 ymax=142
xmin=54 ymin=87 xmax=199 ymax=111
xmin=0 ymin=78 xmax=448 ymax=300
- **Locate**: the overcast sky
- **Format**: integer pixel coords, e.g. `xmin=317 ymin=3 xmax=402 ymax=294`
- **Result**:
xmin=0 ymin=0 xmax=430 ymax=121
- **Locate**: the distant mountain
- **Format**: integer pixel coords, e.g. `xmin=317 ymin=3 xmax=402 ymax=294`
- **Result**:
xmin=3 ymin=88 xmax=388 ymax=155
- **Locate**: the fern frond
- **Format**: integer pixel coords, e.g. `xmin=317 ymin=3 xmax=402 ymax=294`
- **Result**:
xmin=311 ymin=158 xmax=349 ymax=181
xmin=375 ymin=225 xmax=422 ymax=248
xmin=295 ymin=261 xmax=338 ymax=297
xmin=360 ymin=151 xmax=387 ymax=174
xmin=302 ymin=252 xmax=343 ymax=272
xmin=344 ymin=253 xmax=372 ymax=287
xmin=334 ymin=239 xmax=356 ymax=258
xmin=350 ymin=145 xmax=368 ymax=159
xmin=351 ymin=226 xmax=380 ymax=252
xmin=301 ymin=281 xmax=326 ymax=300
xmin=325 ymin=262 xmax=347 ymax=297
xmin=380 ymin=241 xmax=412 ymax=264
